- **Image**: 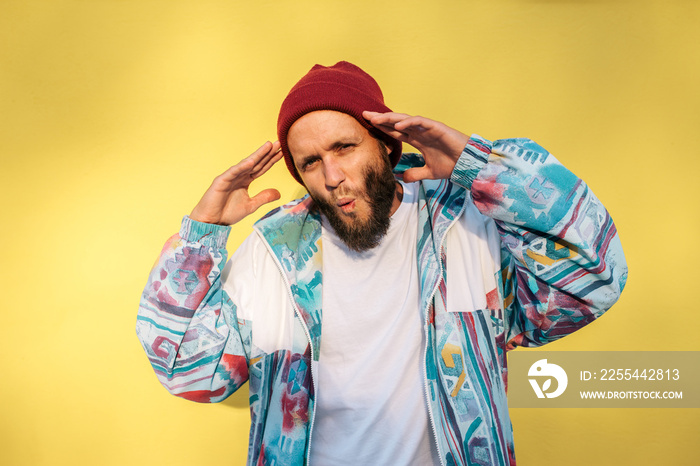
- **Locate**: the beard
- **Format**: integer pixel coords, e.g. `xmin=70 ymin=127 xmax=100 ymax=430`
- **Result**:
xmin=310 ymin=154 xmax=397 ymax=253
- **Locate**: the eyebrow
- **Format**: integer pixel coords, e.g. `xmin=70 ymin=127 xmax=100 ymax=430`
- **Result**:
xmin=296 ymin=137 xmax=362 ymax=168
xmin=328 ymin=137 xmax=360 ymax=151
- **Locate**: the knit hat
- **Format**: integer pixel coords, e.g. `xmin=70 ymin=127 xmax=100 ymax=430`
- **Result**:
xmin=277 ymin=61 xmax=402 ymax=184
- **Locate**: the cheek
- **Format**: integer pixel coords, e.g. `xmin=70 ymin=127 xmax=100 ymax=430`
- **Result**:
xmin=300 ymin=173 xmax=324 ymax=194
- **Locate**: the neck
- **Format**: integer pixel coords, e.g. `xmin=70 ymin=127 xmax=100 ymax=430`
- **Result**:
xmin=389 ymin=181 xmax=404 ymax=216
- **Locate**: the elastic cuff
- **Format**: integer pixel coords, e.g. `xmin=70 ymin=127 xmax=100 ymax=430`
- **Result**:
xmin=179 ymin=216 xmax=231 ymax=249
xmin=450 ymin=134 xmax=493 ymax=190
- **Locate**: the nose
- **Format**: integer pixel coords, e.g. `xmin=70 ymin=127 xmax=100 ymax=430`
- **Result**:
xmin=323 ymin=158 xmax=345 ymax=189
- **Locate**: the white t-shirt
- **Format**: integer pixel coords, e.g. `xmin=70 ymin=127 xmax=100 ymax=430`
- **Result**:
xmin=310 ymin=181 xmax=441 ymax=465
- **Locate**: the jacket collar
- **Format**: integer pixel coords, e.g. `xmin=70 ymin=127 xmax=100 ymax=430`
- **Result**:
xmin=395 ymin=153 xmax=469 ymax=312
xmin=254 ymin=196 xmax=324 ymax=360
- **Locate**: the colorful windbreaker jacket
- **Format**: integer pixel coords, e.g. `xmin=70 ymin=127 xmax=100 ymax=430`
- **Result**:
xmin=136 ymin=135 xmax=627 ymax=465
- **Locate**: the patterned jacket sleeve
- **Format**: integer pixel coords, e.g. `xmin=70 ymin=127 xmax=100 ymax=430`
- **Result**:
xmin=136 ymin=216 xmax=251 ymax=402
xmin=451 ymin=135 xmax=628 ymax=349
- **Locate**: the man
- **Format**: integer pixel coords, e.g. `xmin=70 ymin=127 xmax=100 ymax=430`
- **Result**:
xmin=136 ymin=61 xmax=627 ymax=465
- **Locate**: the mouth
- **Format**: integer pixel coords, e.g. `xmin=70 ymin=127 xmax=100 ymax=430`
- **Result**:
xmin=336 ymin=198 xmax=356 ymax=213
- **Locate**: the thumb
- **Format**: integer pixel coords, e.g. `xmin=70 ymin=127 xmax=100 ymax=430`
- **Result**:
xmin=249 ymin=189 xmax=281 ymax=212
xmin=402 ymin=166 xmax=434 ymax=183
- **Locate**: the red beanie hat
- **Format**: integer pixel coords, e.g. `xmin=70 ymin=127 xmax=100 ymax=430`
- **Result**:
xmin=277 ymin=61 xmax=402 ymax=184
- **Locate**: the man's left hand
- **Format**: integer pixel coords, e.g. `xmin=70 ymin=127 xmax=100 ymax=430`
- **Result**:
xmin=363 ymin=111 xmax=470 ymax=183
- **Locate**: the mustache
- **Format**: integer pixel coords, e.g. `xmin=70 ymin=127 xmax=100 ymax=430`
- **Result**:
xmin=329 ymin=188 xmax=366 ymax=203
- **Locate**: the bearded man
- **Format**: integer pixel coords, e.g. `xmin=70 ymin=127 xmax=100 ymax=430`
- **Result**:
xmin=136 ymin=61 xmax=627 ymax=465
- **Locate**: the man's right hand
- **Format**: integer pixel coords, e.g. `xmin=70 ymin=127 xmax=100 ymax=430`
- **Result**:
xmin=189 ymin=141 xmax=283 ymax=225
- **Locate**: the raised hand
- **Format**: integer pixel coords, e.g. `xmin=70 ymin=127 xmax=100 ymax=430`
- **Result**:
xmin=189 ymin=141 xmax=283 ymax=225
xmin=363 ymin=111 xmax=470 ymax=183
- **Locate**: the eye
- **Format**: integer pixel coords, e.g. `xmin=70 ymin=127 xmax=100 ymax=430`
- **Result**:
xmin=300 ymin=157 xmax=320 ymax=171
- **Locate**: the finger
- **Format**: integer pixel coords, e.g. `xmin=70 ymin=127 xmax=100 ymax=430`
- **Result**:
xmin=369 ymin=123 xmax=409 ymax=141
xmin=402 ymin=166 xmax=435 ymax=183
xmin=364 ymin=112 xmax=439 ymax=145
xmin=393 ymin=115 xmax=435 ymax=133
xmin=364 ymin=111 xmax=423 ymax=141
xmin=249 ymin=188 xmax=281 ymax=212
xmin=251 ymin=150 xmax=283 ymax=177
xmin=251 ymin=141 xmax=282 ymax=173
xmin=220 ymin=141 xmax=275 ymax=181
xmin=219 ymin=158 xmax=254 ymax=181
xmin=246 ymin=141 xmax=278 ymax=169
xmin=363 ymin=111 xmax=413 ymax=125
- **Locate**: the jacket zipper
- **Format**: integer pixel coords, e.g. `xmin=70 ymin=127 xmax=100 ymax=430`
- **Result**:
xmin=254 ymin=228 xmax=318 ymax=465
xmin=423 ymin=199 xmax=467 ymax=466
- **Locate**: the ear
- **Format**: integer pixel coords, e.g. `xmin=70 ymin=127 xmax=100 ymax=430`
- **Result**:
xmin=376 ymin=138 xmax=391 ymax=159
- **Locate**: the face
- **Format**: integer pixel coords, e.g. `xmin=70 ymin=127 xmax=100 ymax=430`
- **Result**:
xmin=288 ymin=110 xmax=400 ymax=252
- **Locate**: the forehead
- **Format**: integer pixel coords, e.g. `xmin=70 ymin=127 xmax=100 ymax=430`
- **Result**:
xmin=288 ymin=110 xmax=367 ymax=155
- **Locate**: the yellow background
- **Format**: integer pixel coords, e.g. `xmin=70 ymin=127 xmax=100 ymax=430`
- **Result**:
xmin=2 ymin=0 xmax=698 ymax=464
